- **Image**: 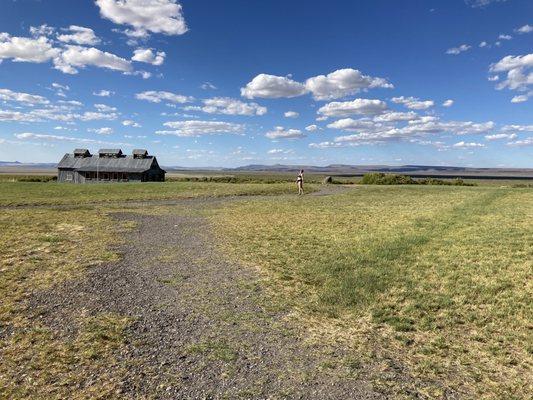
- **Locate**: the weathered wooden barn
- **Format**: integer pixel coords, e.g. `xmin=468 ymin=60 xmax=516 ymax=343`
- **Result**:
xmin=57 ymin=148 xmax=166 ymax=183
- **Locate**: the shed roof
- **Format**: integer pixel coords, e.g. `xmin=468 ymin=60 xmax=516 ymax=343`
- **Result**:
xmin=58 ymin=153 xmax=165 ymax=173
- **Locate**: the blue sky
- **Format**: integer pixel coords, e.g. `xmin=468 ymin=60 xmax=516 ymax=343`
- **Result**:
xmin=0 ymin=0 xmax=531 ymax=167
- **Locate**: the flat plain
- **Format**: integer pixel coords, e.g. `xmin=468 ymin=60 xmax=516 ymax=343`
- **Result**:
xmin=0 ymin=179 xmax=531 ymax=399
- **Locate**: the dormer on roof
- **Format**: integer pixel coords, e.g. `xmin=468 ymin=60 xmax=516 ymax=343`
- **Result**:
xmin=99 ymin=149 xmax=123 ymax=158
xmin=73 ymin=148 xmax=91 ymax=158
xmin=132 ymin=149 xmax=148 ymax=159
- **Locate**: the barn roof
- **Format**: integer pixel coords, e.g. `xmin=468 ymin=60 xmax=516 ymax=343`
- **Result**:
xmin=58 ymin=152 xmax=165 ymax=173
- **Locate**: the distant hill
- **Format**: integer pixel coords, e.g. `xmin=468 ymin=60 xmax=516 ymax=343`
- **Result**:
xmin=222 ymin=164 xmax=533 ymax=179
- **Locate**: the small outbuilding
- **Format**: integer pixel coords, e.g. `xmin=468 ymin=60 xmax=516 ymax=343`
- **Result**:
xmin=57 ymin=148 xmax=166 ymax=183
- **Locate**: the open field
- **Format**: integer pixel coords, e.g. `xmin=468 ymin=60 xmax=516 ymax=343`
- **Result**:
xmin=1 ymin=181 xmax=531 ymax=398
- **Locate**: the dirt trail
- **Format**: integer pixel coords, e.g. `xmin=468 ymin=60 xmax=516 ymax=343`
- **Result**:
xmin=29 ymin=191 xmax=385 ymax=399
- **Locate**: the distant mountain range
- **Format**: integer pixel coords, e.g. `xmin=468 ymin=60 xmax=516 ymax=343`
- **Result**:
xmin=1 ymin=161 xmax=532 ymax=179
xmin=219 ymin=164 xmax=533 ymax=178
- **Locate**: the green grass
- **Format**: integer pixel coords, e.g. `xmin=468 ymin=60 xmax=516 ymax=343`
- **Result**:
xmin=0 ymin=181 xmax=317 ymax=206
xmin=213 ymin=185 xmax=533 ymax=398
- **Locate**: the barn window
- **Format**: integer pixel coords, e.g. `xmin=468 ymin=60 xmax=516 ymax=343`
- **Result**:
xmin=65 ymin=172 xmax=73 ymax=181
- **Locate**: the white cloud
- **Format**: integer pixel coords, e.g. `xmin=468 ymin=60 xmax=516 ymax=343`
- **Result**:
xmin=392 ymin=96 xmax=434 ymax=110
xmin=14 ymin=132 xmax=130 ymax=146
xmin=327 ymin=118 xmax=381 ymax=132
xmin=465 ymin=0 xmax=507 ymax=8
xmin=485 ymin=133 xmax=517 ymax=140
xmin=304 ymin=68 xmax=393 ymax=100
xmin=489 ymin=54 xmax=533 ymax=99
xmin=53 ymin=45 xmax=132 ymax=74
xmin=158 ymin=120 xmax=244 ymax=136
xmin=318 ymin=99 xmax=387 ymax=117
xmin=453 ymin=141 xmax=485 ymax=148
xmin=498 ymin=34 xmax=512 ymax=40
xmin=57 ymin=25 xmax=101 ymax=45
xmin=88 ymin=127 xmax=114 ymax=135
xmin=135 ymin=90 xmax=193 ymax=104
xmin=284 ymin=111 xmax=299 ymax=118
xmin=511 ymin=94 xmax=529 ymax=103
xmin=93 ymin=89 xmax=114 ymax=97
xmin=95 ymin=0 xmax=188 ymax=38
xmin=373 ymin=111 xmax=419 ymax=122
xmin=185 ymin=97 xmax=267 ymax=116
xmin=516 ymin=24 xmax=533 ymax=34
xmin=29 ymin=25 xmax=55 ymax=37
xmin=501 ymin=124 xmax=533 ymax=132
xmin=0 ymin=88 xmax=49 ymax=105
xmin=94 ymin=103 xmax=117 ymax=112
xmin=305 ymin=124 xmax=318 ymax=132
xmin=479 ymin=41 xmax=488 ymax=48
xmin=122 ymin=119 xmax=141 ymax=127
xmin=267 ymin=148 xmax=294 ymax=154
xmin=200 ymin=82 xmax=217 ymax=90
xmin=442 ymin=99 xmax=454 ymax=107
xmin=446 ymin=44 xmax=471 ymax=55
xmin=132 ymin=48 xmax=166 ymax=65
xmin=507 ymin=137 xmax=533 ymax=146
xmin=79 ymin=111 xmax=118 ymax=121
xmin=488 ymin=75 xmax=499 ymax=81
xmin=265 ymin=126 xmax=305 ymax=139
xmin=0 ymin=34 xmax=59 ymax=63
xmin=241 ymin=74 xmax=307 ymax=99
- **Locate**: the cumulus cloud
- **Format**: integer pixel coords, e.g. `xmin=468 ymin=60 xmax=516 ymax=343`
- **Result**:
xmin=122 ymin=119 xmax=141 ymax=127
xmin=241 ymin=68 xmax=393 ymax=101
xmin=96 ymin=0 xmax=188 ymax=38
xmin=158 ymin=120 xmax=244 ymax=136
xmin=485 ymin=133 xmax=517 ymax=140
xmin=507 ymin=137 xmax=533 ymax=146
xmin=0 ymin=88 xmax=49 ymax=105
xmin=392 ymin=96 xmax=434 ymax=110
xmin=200 ymin=82 xmax=217 ymax=90
xmin=465 ymin=0 xmax=507 ymax=8
xmin=14 ymin=132 xmax=130 ymax=146
xmin=29 ymin=25 xmax=55 ymax=37
xmin=304 ymin=68 xmax=393 ymax=100
xmin=453 ymin=141 xmax=485 ymax=148
xmin=53 ymin=45 xmax=132 ymax=74
xmin=57 ymin=25 xmax=101 ymax=45
xmin=446 ymin=44 xmax=471 ymax=55
xmin=0 ymin=34 xmax=59 ymax=63
xmin=88 ymin=127 xmax=114 ymax=135
xmin=318 ymin=99 xmax=387 ymax=117
xmin=284 ymin=111 xmax=299 ymax=118
xmin=516 ymin=24 xmax=533 ymax=34
xmin=326 ymin=118 xmax=381 ymax=132
xmin=267 ymin=148 xmax=294 ymax=155
xmin=94 ymin=103 xmax=117 ymax=112
xmin=135 ymin=90 xmax=193 ymax=104
xmin=489 ymin=54 xmax=533 ymax=101
xmin=373 ymin=111 xmax=419 ymax=122
xmin=184 ymin=97 xmax=267 ymax=116
xmin=305 ymin=124 xmax=318 ymax=132
xmin=479 ymin=41 xmax=489 ymax=48
xmin=93 ymin=89 xmax=114 ymax=97
xmin=265 ymin=126 xmax=305 ymax=139
xmin=132 ymin=48 xmax=166 ymax=65
xmin=511 ymin=94 xmax=529 ymax=103
xmin=241 ymin=74 xmax=307 ymax=99
xmin=442 ymin=99 xmax=454 ymax=107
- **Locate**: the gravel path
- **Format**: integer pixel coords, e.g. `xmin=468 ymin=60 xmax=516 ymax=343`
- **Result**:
xmin=29 ymin=191 xmax=387 ymax=399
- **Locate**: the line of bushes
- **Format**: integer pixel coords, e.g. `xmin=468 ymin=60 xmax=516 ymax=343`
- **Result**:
xmin=361 ymin=173 xmax=476 ymax=186
xmin=0 ymin=175 xmax=57 ymax=182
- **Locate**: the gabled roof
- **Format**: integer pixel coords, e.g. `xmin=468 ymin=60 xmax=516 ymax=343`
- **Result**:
xmin=132 ymin=149 xmax=148 ymax=156
xmin=58 ymin=153 xmax=165 ymax=173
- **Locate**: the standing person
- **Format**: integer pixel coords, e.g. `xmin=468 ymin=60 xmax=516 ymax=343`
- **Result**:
xmin=296 ymin=169 xmax=304 ymax=195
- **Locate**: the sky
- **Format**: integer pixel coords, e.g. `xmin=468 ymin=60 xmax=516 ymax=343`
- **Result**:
xmin=0 ymin=0 xmax=531 ymax=167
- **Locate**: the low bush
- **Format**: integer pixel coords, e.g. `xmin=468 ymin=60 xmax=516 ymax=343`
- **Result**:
xmin=361 ymin=173 xmax=475 ymax=186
